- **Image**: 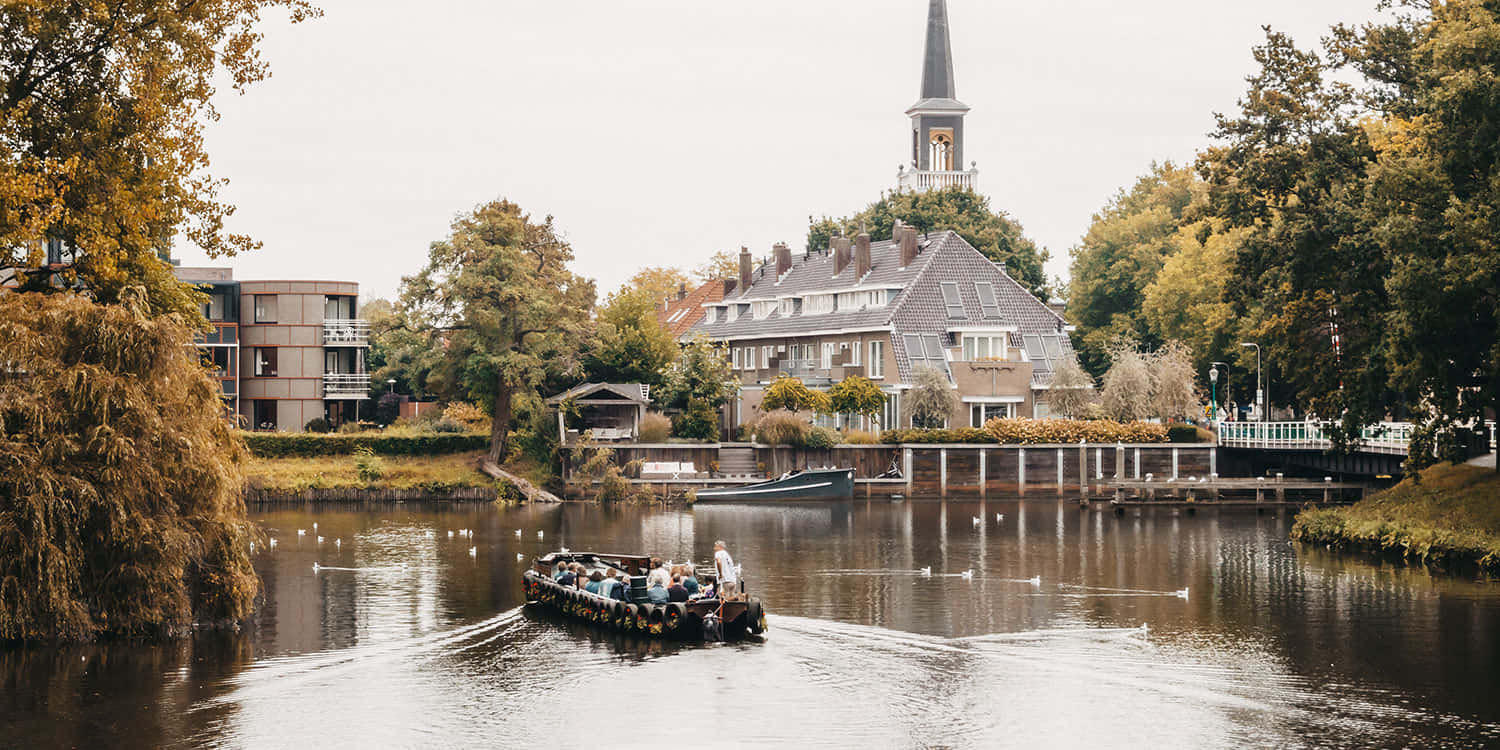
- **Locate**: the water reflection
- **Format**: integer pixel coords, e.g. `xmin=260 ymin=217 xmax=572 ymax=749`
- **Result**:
xmin=1 ymin=500 xmax=1497 ymax=749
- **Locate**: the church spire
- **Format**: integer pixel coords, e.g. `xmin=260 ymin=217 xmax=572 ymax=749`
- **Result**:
xmin=898 ymin=0 xmax=975 ymax=191
xmin=920 ymin=0 xmax=956 ymax=100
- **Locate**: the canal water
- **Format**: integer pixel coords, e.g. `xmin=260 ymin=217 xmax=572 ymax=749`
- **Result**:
xmin=3 ymin=500 xmax=1498 ymax=749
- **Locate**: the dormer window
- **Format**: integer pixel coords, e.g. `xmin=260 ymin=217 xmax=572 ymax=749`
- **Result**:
xmin=752 ymin=301 xmax=775 ymax=320
xmin=940 ymin=282 xmax=965 ymax=319
xmin=974 ymin=282 xmax=1000 ymax=319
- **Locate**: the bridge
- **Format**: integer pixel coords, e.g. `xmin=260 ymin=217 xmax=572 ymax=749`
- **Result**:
xmin=1216 ymin=420 xmax=1495 ymax=478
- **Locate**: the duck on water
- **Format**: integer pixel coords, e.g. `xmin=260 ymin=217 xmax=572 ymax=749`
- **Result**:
xmin=522 ymin=551 xmax=767 ymax=640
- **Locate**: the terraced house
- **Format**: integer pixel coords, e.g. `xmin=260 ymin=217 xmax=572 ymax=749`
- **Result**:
xmin=685 ymin=226 xmax=1073 ymax=431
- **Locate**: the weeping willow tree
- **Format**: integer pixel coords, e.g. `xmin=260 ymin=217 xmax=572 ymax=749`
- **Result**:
xmin=0 ymin=291 xmax=258 ymax=642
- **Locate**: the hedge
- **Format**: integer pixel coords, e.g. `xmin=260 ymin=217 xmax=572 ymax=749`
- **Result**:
xmin=1167 ymin=424 xmax=1215 ymax=443
xmin=241 ymin=431 xmax=490 ymax=457
xmin=881 ymin=419 xmax=1169 ymax=445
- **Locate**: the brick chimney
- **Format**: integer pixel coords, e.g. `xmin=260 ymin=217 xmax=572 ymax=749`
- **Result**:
xmin=738 ymin=246 xmax=752 ymax=292
xmin=774 ymin=241 xmax=791 ymax=277
xmin=833 ymin=235 xmax=852 ymax=277
xmin=854 ymin=231 xmax=871 ymax=279
xmin=899 ymin=225 xmax=918 ymax=268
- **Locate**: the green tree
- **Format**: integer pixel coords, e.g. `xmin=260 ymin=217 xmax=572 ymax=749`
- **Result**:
xmin=0 ymin=291 xmax=258 ymax=642
xmin=1066 ymin=162 xmax=1201 ymax=375
xmin=1139 ymin=222 xmax=1242 ymax=374
xmin=807 ymin=187 xmax=1050 ymax=297
xmin=619 ymin=266 xmax=692 ymax=306
xmin=905 ymin=366 xmax=956 ymax=429
xmin=761 ymin=374 xmax=831 ymax=415
xmin=583 ymin=287 xmax=676 ymax=387
xmin=695 ymin=249 xmax=740 ymax=282
xmin=828 ymin=375 xmax=886 ymax=423
xmin=1340 ymin=1 xmax=1500 ymax=469
xmin=398 ymin=200 xmax=594 ymax=464
xmin=0 ymin=0 xmax=321 ymax=317
xmin=657 ymin=337 xmax=738 ymax=440
xmin=1201 ymin=29 xmax=1393 ymax=441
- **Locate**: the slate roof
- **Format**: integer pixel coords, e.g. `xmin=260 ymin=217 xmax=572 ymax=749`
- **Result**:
xmin=919 ymin=0 xmax=958 ymax=101
xmin=658 ymin=280 xmax=727 ymax=339
xmin=686 ymin=230 xmax=1070 ymax=384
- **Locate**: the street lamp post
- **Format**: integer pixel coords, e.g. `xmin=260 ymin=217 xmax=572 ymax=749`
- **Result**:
xmin=1210 ymin=361 xmax=1229 ymax=421
xmin=1209 ymin=367 xmax=1219 ymax=422
xmin=1240 ymin=342 xmax=1262 ymax=423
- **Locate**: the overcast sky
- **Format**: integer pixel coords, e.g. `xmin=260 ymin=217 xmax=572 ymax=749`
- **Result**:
xmin=178 ymin=0 xmax=1388 ymax=303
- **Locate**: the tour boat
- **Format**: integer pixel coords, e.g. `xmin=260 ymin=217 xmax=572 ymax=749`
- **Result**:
xmin=693 ymin=467 xmax=855 ymax=503
xmin=521 ymin=550 xmax=767 ymax=640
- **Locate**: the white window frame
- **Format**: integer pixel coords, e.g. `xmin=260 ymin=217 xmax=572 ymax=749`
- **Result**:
xmin=732 ymin=347 xmax=742 ymax=369
xmin=849 ymin=339 xmax=861 ymax=366
xmin=821 ymin=342 xmax=835 ymax=370
xmin=970 ymin=402 xmax=1014 ymax=427
xmin=940 ymin=282 xmax=964 ymax=319
xmin=762 ymin=345 xmax=774 ymax=369
xmin=868 ymin=341 xmax=884 ymax=378
xmin=745 ymin=347 xmax=756 ymax=370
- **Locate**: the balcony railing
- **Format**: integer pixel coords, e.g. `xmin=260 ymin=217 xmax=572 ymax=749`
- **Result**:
xmin=323 ymin=372 xmax=370 ymax=399
xmin=322 ymin=319 xmax=370 ymax=347
xmin=898 ymin=168 xmax=978 ymax=192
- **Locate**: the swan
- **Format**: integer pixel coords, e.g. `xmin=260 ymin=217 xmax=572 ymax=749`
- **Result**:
xmin=249 ymin=542 xmax=255 ymax=553
xmin=995 ymin=513 xmax=1002 ymax=522
xmin=297 ymin=529 xmax=306 ymax=536
xmin=1028 ymin=575 xmax=1041 ymax=586
xmin=1175 ymin=587 xmax=1189 ymax=600
xmin=1144 ymin=473 xmax=1153 ymax=481
xmin=971 ymin=516 xmax=981 ymax=526
xmin=1139 ymin=623 xmax=1150 ymax=633
xmin=468 ymin=546 xmax=477 ymax=557
xmin=516 ymin=553 xmax=525 ymax=561
xmin=312 ymin=562 xmax=320 ymax=573
xmin=335 ymin=539 xmax=341 ymax=549
xmin=537 ymin=530 xmax=544 ymax=539
xmin=514 ymin=529 xmax=522 ymax=538
xmin=918 ymin=566 xmax=932 ymax=577
xmin=447 ymin=530 xmax=454 ymax=538
xmin=960 ymin=569 xmax=974 ymax=580
xmin=268 ymin=539 xmax=277 ymax=549
xmin=560 ymin=547 xmax=570 ymax=554
xmin=316 ymin=536 xmax=324 ymax=544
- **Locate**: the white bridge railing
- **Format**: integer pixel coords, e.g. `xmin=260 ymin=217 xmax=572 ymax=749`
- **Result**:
xmin=1217 ymin=421 xmax=1415 ymax=455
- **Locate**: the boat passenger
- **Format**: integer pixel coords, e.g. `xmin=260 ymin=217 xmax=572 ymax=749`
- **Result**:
xmin=667 ymin=575 xmax=689 ymax=603
xmin=555 ymin=563 xmax=577 ymax=587
xmin=553 ymin=561 xmax=570 ymax=582
xmin=680 ymin=564 xmax=700 ymax=596
xmin=646 ymin=574 xmax=669 ymax=604
xmin=571 ymin=562 xmax=588 ymax=589
xmin=713 ymin=540 xmax=738 ymax=597
xmin=646 ymin=557 xmax=671 ymax=590
xmin=585 ymin=570 xmax=606 ymax=595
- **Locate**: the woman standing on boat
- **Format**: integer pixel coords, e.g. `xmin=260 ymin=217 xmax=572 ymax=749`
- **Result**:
xmin=714 ymin=541 xmax=738 ymax=596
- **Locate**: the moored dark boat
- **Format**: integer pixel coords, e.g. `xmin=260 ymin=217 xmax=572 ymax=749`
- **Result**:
xmin=692 ymin=467 xmax=855 ymax=503
xmin=522 ymin=551 xmax=766 ymax=640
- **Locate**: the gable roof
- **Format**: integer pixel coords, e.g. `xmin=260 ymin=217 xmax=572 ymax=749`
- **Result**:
xmin=686 ymin=231 xmax=1070 ymax=382
xmin=545 ymin=382 xmax=651 ymax=405
xmin=658 ymin=279 xmax=728 ymax=339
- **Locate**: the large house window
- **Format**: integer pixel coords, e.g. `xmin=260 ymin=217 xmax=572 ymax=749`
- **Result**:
xmin=821 ymin=342 xmax=835 ymax=370
xmin=253 ymin=347 xmax=278 ymax=377
xmin=732 ymin=348 xmax=742 ymax=370
xmin=961 ymin=334 xmax=1009 ymax=361
xmin=324 ymin=295 xmax=356 ymax=320
xmin=201 ymin=292 xmax=229 ymax=322
xmin=254 ymin=295 xmax=278 ymax=323
xmin=253 ymin=400 xmax=278 ymax=431
xmin=970 ymin=402 xmax=1013 ymax=427
xmin=849 ymin=340 xmax=861 ymax=366
xmin=869 ymin=341 xmax=884 ymax=378
xmin=762 ymin=345 xmax=774 ymax=370
xmin=745 ymin=347 xmax=756 ymax=370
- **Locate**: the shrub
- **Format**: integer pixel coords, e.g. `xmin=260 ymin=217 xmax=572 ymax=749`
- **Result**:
xmin=337 ymin=421 xmax=365 ymax=434
xmin=761 ymin=375 xmax=831 ymax=414
xmin=841 ymin=429 xmax=881 ymax=445
xmin=638 ymin=413 xmax=672 ymax=443
xmin=804 ymin=425 xmax=840 ymax=449
xmin=671 ymin=402 xmax=720 ymax=441
xmin=241 ymin=432 xmax=489 ymax=457
xmin=429 ymin=418 xmax=466 ymax=434
xmin=354 ymin=447 xmax=385 ymax=482
xmin=735 ymin=423 xmax=754 ymax=442
xmin=443 ymin=401 xmax=491 ymax=429
xmin=879 ymin=419 xmax=1169 ymax=445
xmin=755 ymin=410 xmax=809 ymax=446
xmin=1167 ymin=424 xmax=1213 ymax=443
xmin=303 ymin=417 xmax=332 ymax=434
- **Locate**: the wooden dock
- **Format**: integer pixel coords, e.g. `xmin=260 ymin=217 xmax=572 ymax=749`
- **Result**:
xmin=1100 ymin=474 xmax=1375 ymax=507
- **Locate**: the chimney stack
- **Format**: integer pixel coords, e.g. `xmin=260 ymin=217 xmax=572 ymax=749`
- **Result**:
xmin=738 ymin=246 xmax=752 ymax=291
xmin=834 ymin=234 xmax=858 ymax=279
xmin=854 ymin=231 xmax=871 ymax=279
xmin=774 ymin=242 xmax=791 ymax=277
xmin=899 ymin=225 xmax=918 ymax=268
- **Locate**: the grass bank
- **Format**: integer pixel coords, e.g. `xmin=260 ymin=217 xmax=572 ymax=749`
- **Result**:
xmin=245 ymin=450 xmax=502 ymax=494
xmin=1291 ymin=462 xmax=1500 ymax=572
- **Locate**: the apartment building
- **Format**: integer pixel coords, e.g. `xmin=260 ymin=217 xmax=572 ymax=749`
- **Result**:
xmin=685 ymin=228 xmax=1073 ymax=431
xmin=175 ymin=268 xmax=370 ymax=432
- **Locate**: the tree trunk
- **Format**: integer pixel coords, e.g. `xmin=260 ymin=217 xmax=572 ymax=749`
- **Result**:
xmin=488 ymin=379 xmax=513 ymax=465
